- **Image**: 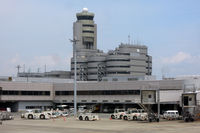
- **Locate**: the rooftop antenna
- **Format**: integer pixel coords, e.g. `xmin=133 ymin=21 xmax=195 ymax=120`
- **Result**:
xmin=131 ymin=38 xmax=133 ymax=44
xmin=136 ymin=38 xmax=139 ymax=45
xmin=134 ymin=40 xmax=136 ymax=44
xmin=16 ymin=65 xmax=21 ymax=76
xmin=23 ymin=64 xmax=25 ymax=73
xmin=37 ymin=68 xmax=40 ymax=73
xmin=28 ymin=68 xmax=31 ymax=73
xmin=128 ymin=35 xmax=130 ymax=44
xmin=44 ymin=64 xmax=46 ymax=73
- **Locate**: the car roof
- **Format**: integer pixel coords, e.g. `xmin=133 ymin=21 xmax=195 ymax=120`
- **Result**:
xmin=166 ymin=110 xmax=178 ymax=112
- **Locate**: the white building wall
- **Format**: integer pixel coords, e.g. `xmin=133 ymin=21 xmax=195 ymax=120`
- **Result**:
xmin=160 ymin=90 xmax=183 ymax=103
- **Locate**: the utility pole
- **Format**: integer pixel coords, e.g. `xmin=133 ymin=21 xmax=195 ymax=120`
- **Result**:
xmin=70 ymin=37 xmax=79 ymax=118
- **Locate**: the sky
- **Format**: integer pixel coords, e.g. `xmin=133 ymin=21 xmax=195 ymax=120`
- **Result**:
xmin=0 ymin=0 xmax=200 ymax=79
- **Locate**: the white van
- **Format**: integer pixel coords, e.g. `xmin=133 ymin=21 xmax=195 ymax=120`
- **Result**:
xmin=163 ymin=110 xmax=179 ymax=119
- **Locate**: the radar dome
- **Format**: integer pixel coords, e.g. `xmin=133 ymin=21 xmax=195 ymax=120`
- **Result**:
xmin=83 ymin=8 xmax=88 ymax=12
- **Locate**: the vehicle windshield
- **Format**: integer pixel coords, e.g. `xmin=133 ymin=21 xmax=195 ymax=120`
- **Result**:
xmin=34 ymin=110 xmax=42 ymax=113
xmin=131 ymin=110 xmax=138 ymax=113
xmin=26 ymin=110 xmax=33 ymax=113
xmin=118 ymin=110 xmax=124 ymax=112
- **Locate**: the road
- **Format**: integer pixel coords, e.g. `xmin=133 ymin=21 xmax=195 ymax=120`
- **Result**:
xmin=1 ymin=117 xmax=200 ymax=133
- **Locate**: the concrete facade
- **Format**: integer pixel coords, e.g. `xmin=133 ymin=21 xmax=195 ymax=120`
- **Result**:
xmin=1 ymin=77 xmax=200 ymax=112
xmin=71 ymin=8 xmax=152 ymax=81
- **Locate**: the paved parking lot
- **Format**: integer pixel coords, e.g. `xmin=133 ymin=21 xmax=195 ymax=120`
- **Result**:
xmin=1 ymin=116 xmax=200 ymax=133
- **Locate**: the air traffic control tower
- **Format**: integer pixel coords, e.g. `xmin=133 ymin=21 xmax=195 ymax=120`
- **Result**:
xmin=71 ymin=8 xmax=98 ymax=80
xmin=73 ymin=8 xmax=97 ymax=51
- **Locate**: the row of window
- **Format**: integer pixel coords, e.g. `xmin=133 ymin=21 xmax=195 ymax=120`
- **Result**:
xmin=0 ymin=90 xmax=140 ymax=96
xmin=82 ymin=30 xmax=94 ymax=33
xmin=107 ymin=72 xmax=130 ymax=74
xmin=52 ymin=100 xmax=132 ymax=103
xmin=0 ymin=90 xmax=50 ymax=96
xmin=106 ymin=66 xmax=130 ymax=68
xmin=106 ymin=59 xmax=130 ymax=62
xmin=82 ymin=24 xmax=94 ymax=27
xmin=55 ymin=90 xmax=140 ymax=96
xmin=77 ymin=16 xmax=94 ymax=20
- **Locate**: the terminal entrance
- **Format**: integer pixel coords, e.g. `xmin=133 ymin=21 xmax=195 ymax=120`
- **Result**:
xmin=0 ymin=101 xmax=18 ymax=112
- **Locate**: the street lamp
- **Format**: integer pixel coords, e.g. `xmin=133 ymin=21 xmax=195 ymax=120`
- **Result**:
xmin=70 ymin=37 xmax=79 ymax=118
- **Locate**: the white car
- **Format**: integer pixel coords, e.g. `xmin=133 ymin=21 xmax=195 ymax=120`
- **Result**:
xmin=137 ymin=109 xmax=148 ymax=121
xmin=24 ymin=109 xmax=50 ymax=120
xmin=111 ymin=109 xmax=125 ymax=119
xmin=123 ymin=108 xmax=147 ymax=121
xmin=163 ymin=110 xmax=179 ymax=120
xmin=78 ymin=113 xmax=99 ymax=121
xmin=123 ymin=108 xmax=139 ymax=120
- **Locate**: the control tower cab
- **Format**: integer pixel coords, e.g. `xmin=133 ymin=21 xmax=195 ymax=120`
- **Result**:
xmin=73 ymin=8 xmax=97 ymax=52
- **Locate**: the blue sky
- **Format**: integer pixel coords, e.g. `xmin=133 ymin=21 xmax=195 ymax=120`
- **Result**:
xmin=0 ymin=0 xmax=200 ymax=78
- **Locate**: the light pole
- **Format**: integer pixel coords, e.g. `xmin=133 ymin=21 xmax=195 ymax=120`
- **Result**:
xmin=157 ymin=87 xmax=160 ymax=120
xmin=70 ymin=38 xmax=79 ymax=118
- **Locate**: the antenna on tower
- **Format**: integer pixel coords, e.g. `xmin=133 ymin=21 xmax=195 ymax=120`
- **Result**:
xmin=128 ymin=35 xmax=130 ymax=44
xmin=23 ymin=64 xmax=25 ymax=73
xmin=16 ymin=65 xmax=21 ymax=76
xmin=44 ymin=64 xmax=46 ymax=73
xmin=131 ymin=38 xmax=133 ymax=44
xmin=37 ymin=68 xmax=40 ymax=73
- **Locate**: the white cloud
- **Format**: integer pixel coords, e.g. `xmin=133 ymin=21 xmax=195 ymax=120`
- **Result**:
xmin=10 ymin=54 xmax=21 ymax=64
xmin=162 ymin=52 xmax=191 ymax=64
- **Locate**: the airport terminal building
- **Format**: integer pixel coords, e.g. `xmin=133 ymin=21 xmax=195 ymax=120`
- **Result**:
xmin=1 ymin=9 xmax=200 ymax=113
xmin=0 ymin=76 xmax=200 ymax=113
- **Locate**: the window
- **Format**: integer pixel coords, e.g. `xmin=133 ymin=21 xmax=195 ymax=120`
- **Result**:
xmin=189 ymin=98 xmax=192 ymax=101
xmin=102 ymin=100 xmax=108 ymax=102
xmin=82 ymin=24 xmax=94 ymax=27
xmin=55 ymin=90 xmax=140 ymax=96
xmin=2 ymin=90 xmax=50 ymax=96
xmin=77 ymin=16 xmax=94 ymax=20
xmin=128 ymin=78 xmax=138 ymax=81
xmin=82 ymin=30 xmax=94 ymax=33
xmin=148 ymin=95 xmax=152 ymax=98
xmin=112 ymin=78 xmax=118 ymax=81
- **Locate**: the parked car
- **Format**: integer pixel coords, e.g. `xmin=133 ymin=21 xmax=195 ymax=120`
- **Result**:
xmin=163 ymin=110 xmax=180 ymax=120
xmin=21 ymin=110 xmax=32 ymax=118
xmin=78 ymin=113 xmax=99 ymax=121
xmin=137 ymin=109 xmax=148 ymax=121
xmin=111 ymin=109 xmax=125 ymax=119
xmin=23 ymin=109 xmax=50 ymax=120
xmin=123 ymin=108 xmax=148 ymax=121
xmin=61 ymin=111 xmax=69 ymax=117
